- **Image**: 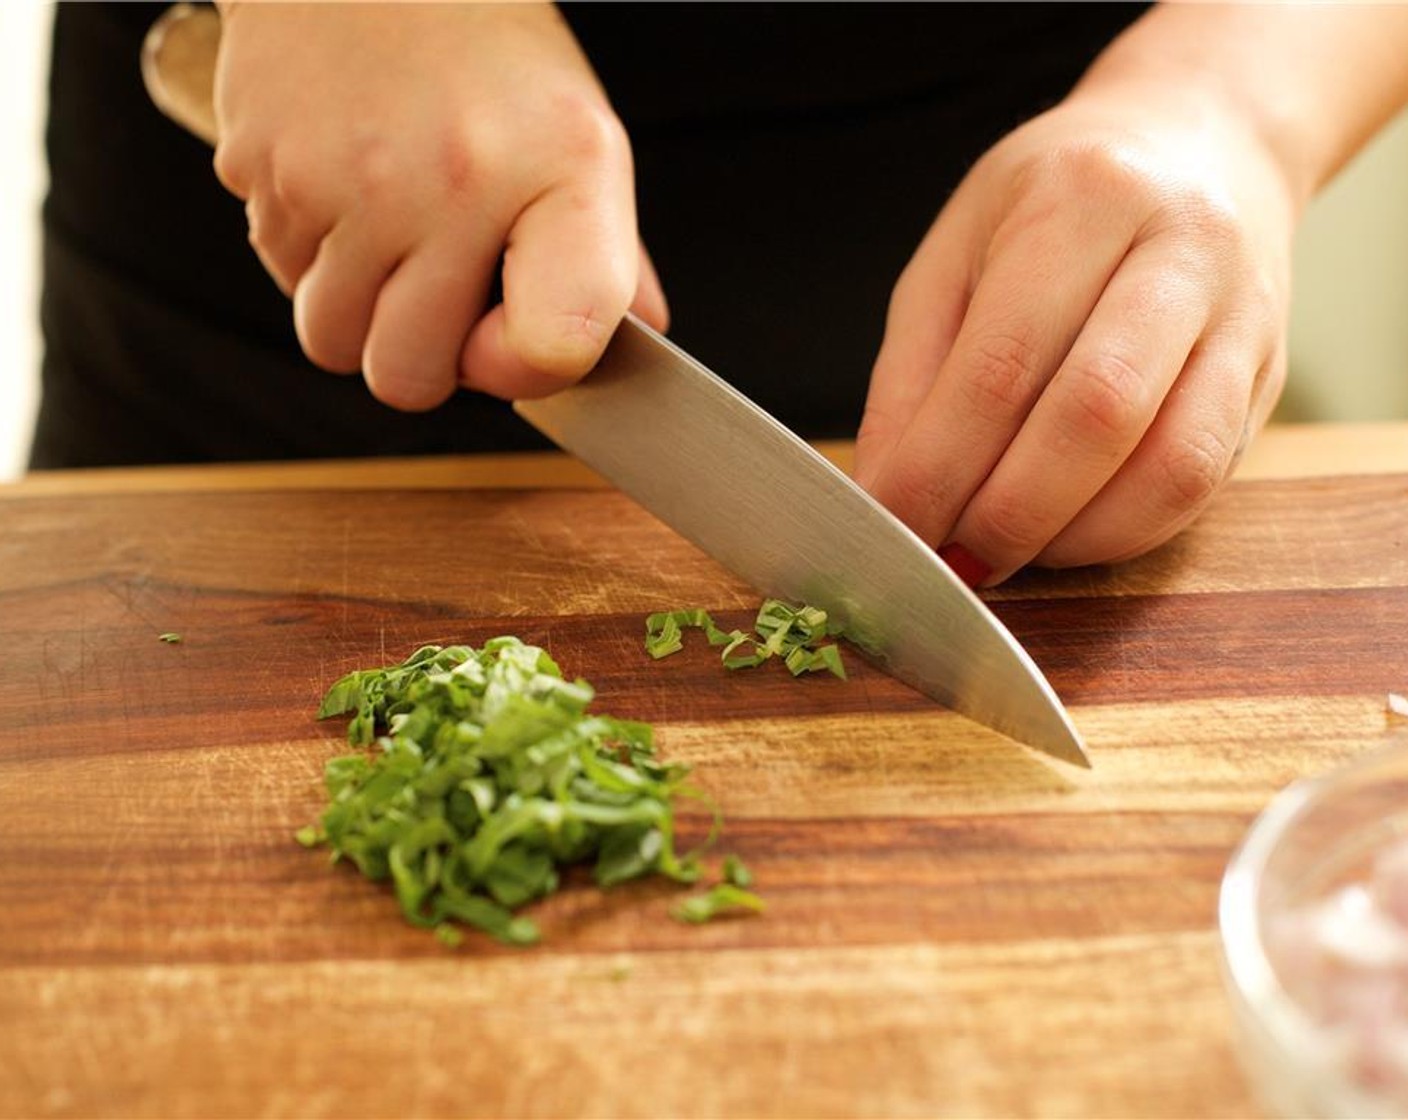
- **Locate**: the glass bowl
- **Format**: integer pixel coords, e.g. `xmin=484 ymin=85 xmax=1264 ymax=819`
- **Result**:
xmin=1220 ymin=741 xmax=1408 ymax=1118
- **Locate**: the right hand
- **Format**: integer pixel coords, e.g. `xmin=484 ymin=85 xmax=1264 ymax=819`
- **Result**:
xmin=211 ymin=2 xmax=667 ymax=410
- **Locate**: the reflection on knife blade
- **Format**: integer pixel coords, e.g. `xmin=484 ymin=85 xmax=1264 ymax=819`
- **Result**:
xmin=515 ymin=316 xmax=1090 ymax=768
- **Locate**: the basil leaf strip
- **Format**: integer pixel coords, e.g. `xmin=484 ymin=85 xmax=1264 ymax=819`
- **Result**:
xmin=644 ymin=600 xmax=846 ymax=679
xmin=303 ymin=638 xmax=750 ymax=946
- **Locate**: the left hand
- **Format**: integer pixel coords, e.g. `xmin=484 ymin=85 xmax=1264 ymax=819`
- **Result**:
xmin=854 ymin=79 xmax=1298 ymax=586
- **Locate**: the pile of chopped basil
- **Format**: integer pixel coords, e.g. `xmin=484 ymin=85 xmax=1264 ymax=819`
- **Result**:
xmin=645 ymin=598 xmax=846 ymax=679
xmin=300 ymin=639 xmax=762 ymax=946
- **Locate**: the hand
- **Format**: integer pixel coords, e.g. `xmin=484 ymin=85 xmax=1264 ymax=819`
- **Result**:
xmin=854 ymin=79 xmax=1298 ymax=585
xmin=211 ymin=2 xmax=667 ymax=410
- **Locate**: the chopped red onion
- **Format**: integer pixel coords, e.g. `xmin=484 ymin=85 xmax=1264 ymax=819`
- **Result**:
xmin=1375 ymin=836 xmax=1408 ymax=928
xmin=1270 ymin=837 xmax=1408 ymax=1105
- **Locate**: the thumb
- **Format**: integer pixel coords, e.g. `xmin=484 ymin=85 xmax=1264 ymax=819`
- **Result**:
xmin=461 ymin=177 xmax=637 ymax=398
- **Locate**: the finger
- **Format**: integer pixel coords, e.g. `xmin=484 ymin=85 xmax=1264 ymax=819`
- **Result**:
xmin=460 ymin=303 xmax=586 ymax=400
xmin=1034 ymin=329 xmax=1270 ymax=568
xmin=292 ymin=216 xmax=407 ymax=376
xmin=943 ymin=243 xmax=1212 ymax=582
xmin=227 ymin=141 xmax=341 ymax=299
xmin=631 ymin=243 xmax=670 ymax=333
xmin=244 ymin=192 xmax=325 ymax=298
xmin=861 ymin=200 xmax=1137 ymax=552
xmin=499 ymin=172 xmax=639 ymax=381
xmin=461 ymin=235 xmax=660 ymax=401
xmin=1241 ymin=338 xmax=1288 ymax=457
xmin=360 ymin=232 xmax=501 ymax=411
xmin=853 ymin=202 xmax=976 ymax=491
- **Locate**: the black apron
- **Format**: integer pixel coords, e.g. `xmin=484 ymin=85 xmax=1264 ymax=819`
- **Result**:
xmin=32 ymin=1 xmax=1146 ymax=469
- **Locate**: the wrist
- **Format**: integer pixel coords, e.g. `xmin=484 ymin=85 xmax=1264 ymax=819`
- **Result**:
xmin=1070 ymin=25 xmax=1314 ymax=218
xmin=1073 ymin=3 xmax=1408 ymax=213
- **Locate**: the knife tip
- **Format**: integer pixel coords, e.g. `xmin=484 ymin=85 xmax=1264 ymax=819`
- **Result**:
xmin=1040 ymin=725 xmax=1093 ymax=769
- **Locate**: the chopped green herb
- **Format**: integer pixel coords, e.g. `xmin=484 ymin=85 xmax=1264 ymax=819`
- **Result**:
xmin=294 ymin=825 xmax=322 ymax=848
xmin=722 ymin=853 xmax=754 ymax=888
xmin=784 ymin=642 xmax=848 ymax=679
xmin=644 ymin=609 xmax=733 ymax=659
xmin=434 ymin=923 xmax=464 ymax=949
xmin=644 ymin=599 xmax=846 ymax=680
xmin=303 ymin=638 xmax=730 ymax=946
xmin=671 ymin=883 xmax=767 ymax=924
xmin=158 ymin=632 xmax=183 ymax=644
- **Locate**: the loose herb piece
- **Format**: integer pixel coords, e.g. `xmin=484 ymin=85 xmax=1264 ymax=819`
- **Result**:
xmin=722 ymin=853 xmax=754 ymax=888
xmin=608 ymin=961 xmax=633 ymax=982
xmin=158 ymin=632 xmax=183 ymax=644
xmin=304 ymin=639 xmax=727 ymax=946
xmin=644 ymin=609 xmax=736 ymax=659
xmin=671 ymin=882 xmax=767 ymax=924
xmin=645 ymin=599 xmax=847 ymax=680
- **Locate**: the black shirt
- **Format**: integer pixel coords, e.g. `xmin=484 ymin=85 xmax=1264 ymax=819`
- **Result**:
xmin=33 ymin=1 xmax=1146 ymax=469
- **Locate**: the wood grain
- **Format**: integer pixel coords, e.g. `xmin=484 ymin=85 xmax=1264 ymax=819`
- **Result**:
xmin=0 ymin=934 xmax=1244 ymax=1120
xmin=2 ymin=455 xmax=1407 ymax=1118
xmin=4 ymin=421 xmax=1407 ymax=499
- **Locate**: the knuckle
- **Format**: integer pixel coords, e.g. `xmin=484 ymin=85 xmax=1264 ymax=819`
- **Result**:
xmin=243 ymin=200 xmax=283 ymax=265
xmin=588 ymin=250 xmax=639 ymax=315
xmin=1047 ymin=142 xmax=1119 ymax=190
xmin=964 ymin=483 xmax=1050 ymax=558
xmin=344 ymin=134 xmax=399 ymax=202
xmin=1242 ymin=269 xmax=1286 ymax=335
xmin=264 ymin=152 xmax=322 ymax=219
xmin=508 ymin=312 xmax=613 ymax=379
xmin=960 ymin=329 xmax=1044 ymax=421
xmin=875 ymin=456 xmax=956 ymax=546
xmin=1027 ymin=139 xmax=1149 ymax=206
xmin=1170 ymin=189 xmax=1241 ymax=246
xmin=1056 ymin=350 xmax=1148 ymax=447
xmin=211 ymin=142 xmax=249 ymax=197
xmin=1257 ymin=348 xmax=1288 ymax=403
xmin=551 ymin=92 xmax=629 ymax=167
xmin=1152 ymin=188 xmax=1251 ymax=276
xmin=438 ymin=127 xmax=483 ymax=198
xmin=856 ymin=401 xmax=903 ymax=453
xmin=243 ymin=199 xmax=269 ymax=251
xmin=1154 ymin=430 xmax=1234 ymax=511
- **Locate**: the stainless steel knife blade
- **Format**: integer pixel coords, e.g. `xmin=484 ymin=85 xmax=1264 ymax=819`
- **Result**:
xmin=516 ymin=317 xmax=1090 ymax=767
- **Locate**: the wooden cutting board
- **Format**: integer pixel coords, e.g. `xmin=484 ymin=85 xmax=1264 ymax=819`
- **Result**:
xmin=2 ymin=464 xmax=1406 ymax=1118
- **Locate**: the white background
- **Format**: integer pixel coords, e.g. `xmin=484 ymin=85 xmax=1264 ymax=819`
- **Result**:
xmin=0 ymin=3 xmax=1405 ymax=480
xmin=1 ymin=1 xmax=49 ymax=479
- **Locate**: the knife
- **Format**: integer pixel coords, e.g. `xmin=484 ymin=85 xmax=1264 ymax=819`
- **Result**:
xmin=141 ymin=3 xmax=1090 ymax=767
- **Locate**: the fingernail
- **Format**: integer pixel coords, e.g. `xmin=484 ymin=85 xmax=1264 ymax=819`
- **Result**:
xmin=938 ymin=542 xmax=993 ymax=589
